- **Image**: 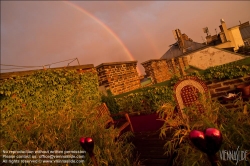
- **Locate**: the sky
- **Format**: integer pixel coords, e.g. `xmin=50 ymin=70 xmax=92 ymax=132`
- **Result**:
xmin=1 ymin=1 xmax=250 ymax=75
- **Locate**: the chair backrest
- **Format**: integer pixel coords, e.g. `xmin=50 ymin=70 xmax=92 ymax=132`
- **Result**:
xmin=96 ymin=103 xmax=114 ymax=124
xmin=96 ymin=103 xmax=134 ymax=134
xmin=173 ymin=76 xmax=209 ymax=116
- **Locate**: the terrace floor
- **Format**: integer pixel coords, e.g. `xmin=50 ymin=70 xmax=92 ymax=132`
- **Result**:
xmin=132 ymin=130 xmax=172 ymax=166
xmin=120 ymin=113 xmax=174 ymax=166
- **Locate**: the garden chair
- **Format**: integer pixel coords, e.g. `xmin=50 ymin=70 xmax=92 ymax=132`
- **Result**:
xmin=95 ymin=103 xmax=134 ymax=134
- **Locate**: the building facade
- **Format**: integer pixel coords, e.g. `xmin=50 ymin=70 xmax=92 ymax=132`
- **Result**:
xmin=216 ymin=19 xmax=244 ymax=52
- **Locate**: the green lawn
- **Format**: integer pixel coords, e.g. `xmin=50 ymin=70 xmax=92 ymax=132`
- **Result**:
xmin=153 ymin=80 xmax=172 ymax=87
xmin=185 ymin=65 xmax=203 ymax=73
xmin=233 ymin=56 xmax=250 ymax=65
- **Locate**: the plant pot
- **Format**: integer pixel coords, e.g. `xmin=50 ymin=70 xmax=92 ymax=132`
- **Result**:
xmin=237 ymin=84 xmax=250 ymax=96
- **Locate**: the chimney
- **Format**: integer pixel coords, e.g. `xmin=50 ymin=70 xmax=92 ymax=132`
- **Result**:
xmin=175 ymin=29 xmax=186 ymax=53
xmin=220 ymin=19 xmax=230 ymax=42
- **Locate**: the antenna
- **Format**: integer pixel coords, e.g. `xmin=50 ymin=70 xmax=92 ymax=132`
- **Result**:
xmin=203 ymin=27 xmax=209 ymax=36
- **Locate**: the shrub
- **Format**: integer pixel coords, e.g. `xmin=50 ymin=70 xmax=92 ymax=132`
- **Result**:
xmin=115 ymin=86 xmax=175 ymax=114
xmin=169 ymin=62 xmax=250 ymax=86
xmin=0 ymin=69 xmax=134 ymax=165
xmin=157 ymin=94 xmax=250 ymax=166
xmin=0 ymin=69 xmax=101 ymax=119
xmin=203 ymin=63 xmax=250 ymax=80
xmin=1 ymin=104 xmax=135 ymax=165
xmin=101 ymin=90 xmax=120 ymax=115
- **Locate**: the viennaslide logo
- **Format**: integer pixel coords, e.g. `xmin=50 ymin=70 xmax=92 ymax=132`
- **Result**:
xmin=219 ymin=146 xmax=248 ymax=165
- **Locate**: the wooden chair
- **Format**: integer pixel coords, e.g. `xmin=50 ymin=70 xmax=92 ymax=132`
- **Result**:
xmin=95 ymin=103 xmax=134 ymax=134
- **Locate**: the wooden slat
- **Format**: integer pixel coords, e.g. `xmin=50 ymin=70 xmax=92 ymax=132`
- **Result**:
xmin=125 ymin=113 xmax=134 ymax=132
xmin=95 ymin=103 xmax=134 ymax=134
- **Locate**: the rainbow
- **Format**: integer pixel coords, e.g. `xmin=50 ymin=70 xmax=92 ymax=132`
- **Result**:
xmin=119 ymin=1 xmax=160 ymax=57
xmin=63 ymin=1 xmax=142 ymax=75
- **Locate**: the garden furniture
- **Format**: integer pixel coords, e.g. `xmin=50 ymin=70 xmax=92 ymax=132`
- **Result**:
xmin=95 ymin=103 xmax=134 ymax=134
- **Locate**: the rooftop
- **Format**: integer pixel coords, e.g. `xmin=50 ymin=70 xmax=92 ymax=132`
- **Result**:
xmin=240 ymin=25 xmax=250 ymax=40
xmin=160 ymin=40 xmax=206 ymax=60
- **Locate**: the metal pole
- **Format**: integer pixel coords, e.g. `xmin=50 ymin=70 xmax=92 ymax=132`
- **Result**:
xmin=208 ymin=154 xmax=218 ymax=166
xmin=90 ymin=154 xmax=98 ymax=166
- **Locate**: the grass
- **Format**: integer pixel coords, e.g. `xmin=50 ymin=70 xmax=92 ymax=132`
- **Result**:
xmin=233 ymin=56 xmax=250 ymax=65
xmin=157 ymin=94 xmax=250 ymax=166
xmin=114 ymin=87 xmax=146 ymax=98
xmin=185 ymin=65 xmax=204 ymax=74
xmin=115 ymin=80 xmax=172 ymax=98
xmin=140 ymin=79 xmax=152 ymax=86
xmin=153 ymin=80 xmax=172 ymax=87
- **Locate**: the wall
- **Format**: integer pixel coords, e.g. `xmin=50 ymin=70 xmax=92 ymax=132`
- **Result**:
xmin=215 ymin=41 xmax=234 ymax=50
xmin=217 ymin=20 xmax=244 ymax=52
xmin=186 ymin=46 xmax=244 ymax=70
xmin=206 ymin=75 xmax=250 ymax=108
xmin=229 ymin=26 xmax=244 ymax=51
xmin=96 ymin=61 xmax=140 ymax=95
xmin=221 ymin=20 xmax=231 ymax=42
xmin=141 ymin=59 xmax=171 ymax=84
